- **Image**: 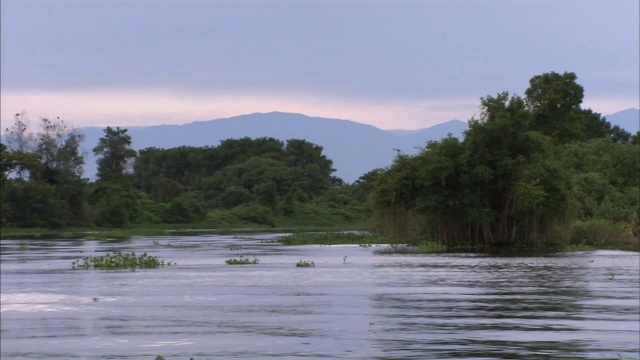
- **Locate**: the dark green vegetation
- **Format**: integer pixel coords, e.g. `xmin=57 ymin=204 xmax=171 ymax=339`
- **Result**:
xmin=279 ymin=232 xmax=387 ymax=246
xmin=225 ymin=256 xmax=260 ymax=265
xmin=71 ymin=250 xmax=175 ymax=270
xmin=2 ymin=72 xmax=638 ymax=252
xmin=1 ymin=120 xmax=373 ymax=232
xmin=372 ymin=72 xmax=639 ymax=251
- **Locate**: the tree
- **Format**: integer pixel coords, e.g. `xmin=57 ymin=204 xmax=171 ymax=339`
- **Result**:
xmin=34 ymin=117 xmax=85 ymax=184
xmin=372 ymin=71 xmax=637 ymax=249
xmin=90 ymin=127 xmax=139 ymax=227
xmin=525 ymin=71 xmax=630 ymax=143
xmin=2 ymin=115 xmax=89 ymax=228
xmin=93 ymin=127 xmax=137 ymax=183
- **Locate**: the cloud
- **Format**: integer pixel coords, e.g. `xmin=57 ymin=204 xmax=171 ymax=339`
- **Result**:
xmin=1 ymin=0 xmax=637 ymax=132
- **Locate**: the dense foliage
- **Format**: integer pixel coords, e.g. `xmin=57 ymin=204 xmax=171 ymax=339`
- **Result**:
xmin=1 ymin=123 xmax=372 ymax=229
xmin=1 ymin=115 xmax=89 ymax=228
xmin=372 ymin=72 xmax=638 ymax=249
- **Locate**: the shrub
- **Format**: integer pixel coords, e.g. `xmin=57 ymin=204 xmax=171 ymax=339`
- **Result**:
xmin=570 ymin=219 xmax=634 ymax=247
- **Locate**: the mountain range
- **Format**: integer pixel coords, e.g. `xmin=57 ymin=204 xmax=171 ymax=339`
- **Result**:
xmin=73 ymin=107 xmax=637 ymax=183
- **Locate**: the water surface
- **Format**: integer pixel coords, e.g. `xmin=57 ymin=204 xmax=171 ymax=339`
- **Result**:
xmin=1 ymin=235 xmax=638 ymax=359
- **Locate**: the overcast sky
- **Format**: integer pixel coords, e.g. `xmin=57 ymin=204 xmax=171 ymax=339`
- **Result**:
xmin=2 ymin=0 xmax=638 ymax=130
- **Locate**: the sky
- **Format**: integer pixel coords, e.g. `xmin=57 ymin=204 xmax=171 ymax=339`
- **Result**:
xmin=1 ymin=0 xmax=638 ymax=131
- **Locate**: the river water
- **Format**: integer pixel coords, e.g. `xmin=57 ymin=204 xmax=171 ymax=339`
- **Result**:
xmin=1 ymin=234 xmax=638 ymax=359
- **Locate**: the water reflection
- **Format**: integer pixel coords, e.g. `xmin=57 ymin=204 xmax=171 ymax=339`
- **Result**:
xmin=1 ymin=237 xmax=638 ymax=359
xmin=370 ymin=253 xmax=639 ymax=359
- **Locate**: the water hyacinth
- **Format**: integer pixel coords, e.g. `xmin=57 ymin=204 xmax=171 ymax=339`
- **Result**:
xmin=72 ymin=250 xmax=175 ymax=271
xmin=225 ymin=256 xmax=260 ymax=265
xmin=296 ymin=260 xmax=315 ymax=267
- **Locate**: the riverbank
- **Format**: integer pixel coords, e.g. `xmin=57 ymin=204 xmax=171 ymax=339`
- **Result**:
xmin=2 ymin=222 xmax=636 ymax=253
xmin=0 ymin=221 xmax=372 ymax=241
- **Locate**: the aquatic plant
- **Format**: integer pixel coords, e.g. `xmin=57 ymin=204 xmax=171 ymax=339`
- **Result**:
xmin=296 ymin=260 xmax=315 ymax=267
xmin=225 ymin=256 xmax=259 ymax=265
xmin=71 ymin=250 xmax=175 ymax=270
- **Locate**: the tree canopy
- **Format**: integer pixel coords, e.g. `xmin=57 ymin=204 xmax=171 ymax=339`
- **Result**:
xmin=372 ymin=72 xmax=637 ymax=249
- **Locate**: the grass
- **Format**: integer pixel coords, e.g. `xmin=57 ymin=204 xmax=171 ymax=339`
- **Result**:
xmin=296 ymin=259 xmax=315 ymax=267
xmin=225 ymin=256 xmax=260 ymax=265
xmin=562 ymin=243 xmax=598 ymax=252
xmin=72 ymin=250 xmax=175 ymax=271
xmin=416 ymin=239 xmax=448 ymax=253
xmin=279 ymin=232 xmax=388 ymax=245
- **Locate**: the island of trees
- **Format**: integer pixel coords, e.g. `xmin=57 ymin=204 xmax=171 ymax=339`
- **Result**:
xmin=1 ymin=72 xmax=638 ymax=251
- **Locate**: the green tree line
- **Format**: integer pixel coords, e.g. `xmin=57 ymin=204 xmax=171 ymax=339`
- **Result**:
xmin=371 ymin=72 xmax=639 ymax=249
xmin=1 ymin=119 xmax=371 ymax=229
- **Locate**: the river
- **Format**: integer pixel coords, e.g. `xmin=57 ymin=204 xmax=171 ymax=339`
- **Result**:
xmin=1 ymin=234 xmax=638 ymax=359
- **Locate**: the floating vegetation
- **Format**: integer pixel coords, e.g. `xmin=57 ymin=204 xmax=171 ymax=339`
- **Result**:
xmin=279 ymin=232 xmax=388 ymax=245
xmin=296 ymin=260 xmax=315 ymax=267
xmin=607 ymin=272 xmax=616 ymax=280
xmin=17 ymin=245 xmax=29 ymax=251
xmin=71 ymin=250 xmax=175 ymax=271
xmin=225 ymin=256 xmax=259 ymax=265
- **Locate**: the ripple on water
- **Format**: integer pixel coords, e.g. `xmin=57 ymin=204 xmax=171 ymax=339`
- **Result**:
xmin=1 ymin=237 xmax=638 ymax=359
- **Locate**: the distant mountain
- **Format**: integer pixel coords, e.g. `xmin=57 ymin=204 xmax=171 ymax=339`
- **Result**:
xmin=386 ymin=119 xmax=467 ymax=138
xmin=71 ymin=108 xmax=640 ymax=183
xmin=604 ymin=108 xmax=639 ymax=133
xmin=79 ymin=112 xmax=467 ymax=183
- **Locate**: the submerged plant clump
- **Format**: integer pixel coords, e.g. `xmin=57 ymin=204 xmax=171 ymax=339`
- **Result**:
xmin=225 ymin=256 xmax=259 ymax=265
xmin=296 ymin=259 xmax=315 ymax=267
xmin=72 ymin=250 xmax=175 ymax=270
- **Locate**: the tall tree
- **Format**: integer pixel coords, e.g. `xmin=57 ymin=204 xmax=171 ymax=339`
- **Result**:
xmin=35 ymin=117 xmax=85 ymax=184
xmin=2 ymin=115 xmax=89 ymax=228
xmin=93 ymin=127 xmax=137 ymax=183
xmin=525 ymin=71 xmax=630 ymax=143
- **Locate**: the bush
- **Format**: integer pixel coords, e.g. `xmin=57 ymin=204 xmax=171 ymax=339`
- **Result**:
xmin=569 ymin=219 xmax=635 ymax=247
xmin=231 ymin=203 xmax=276 ymax=226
